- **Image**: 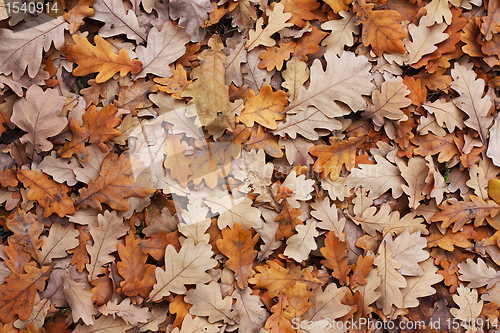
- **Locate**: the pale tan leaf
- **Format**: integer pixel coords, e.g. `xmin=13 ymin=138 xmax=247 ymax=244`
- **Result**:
xmin=62 ymin=269 xmax=97 ymax=325
xmin=301 ymin=283 xmax=351 ymax=322
xmin=405 ymin=16 xmax=448 ymax=65
xmin=310 ymin=197 xmax=345 ymax=238
xmin=353 ymin=267 xmax=382 ymax=317
xmin=398 ymin=156 xmax=428 ymax=209
xmin=185 ymin=281 xmax=235 ymax=324
xmin=279 ymin=137 xmax=314 ymax=166
xmin=135 ymin=21 xmax=190 ymax=79
xmin=91 ymin=0 xmax=147 ymax=43
xmin=422 ymin=98 xmax=465 ymax=132
xmin=286 ymin=51 xmax=374 ymax=117
xmin=284 ymin=219 xmax=319 ymax=262
xmin=13 ymin=296 xmax=50 ymax=330
xmin=98 ymin=299 xmax=153 ymax=326
xmin=205 ymin=195 xmax=262 ymax=230
xmin=242 ymin=47 xmax=275 ymax=93
xmin=256 ymin=208 xmax=282 ymax=261
xmin=383 ymin=211 xmax=428 ymax=237
xmin=385 ymin=229 xmax=429 ymax=276
xmin=450 ymin=62 xmax=493 ymax=143
xmin=224 ymin=41 xmax=247 ymax=87
xmin=458 ymin=258 xmax=500 ymax=289
xmin=245 ymin=3 xmax=293 ymax=51
xmin=466 ymin=165 xmax=489 ymax=199
xmin=349 ymin=203 xmax=392 ymax=237
xmin=171 ymin=315 xmax=222 ymax=333
xmin=0 ymin=17 xmax=67 ymax=80
xmin=137 ymin=305 xmax=169 ymax=332
xmin=281 ymin=56 xmax=309 ymax=102
xmin=169 ymin=0 xmax=213 ymax=42
xmin=38 ymin=152 xmax=80 ymax=186
xmin=279 ymin=171 xmax=315 ymax=209
xmin=401 ymin=258 xmax=443 ymax=308
xmin=86 ymin=211 xmax=128 ymax=281
xmin=273 ymin=106 xmax=342 ymax=141
xmin=73 ymin=314 xmax=132 ymax=333
xmin=424 ymin=0 xmax=453 ymax=26
xmin=348 ymin=154 xmax=405 ymax=200
xmin=487 ymin=113 xmax=500 ymax=166
xmin=363 ymin=76 xmax=411 ymax=126
xmin=39 ymin=223 xmax=79 ymax=265
xmin=72 ymin=144 xmax=109 ymax=184
xmin=450 ymin=284 xmax=483 ymax=322
xmin=321 ymin=11 xmax=359 ymax=57
xmin=11 ymin=86 xmax=67 ymax=160
xmin=374 ymin=241 xmax=407 ymax=315
xmin=150 ymin=238 xmax=217 ymax=301
xmin=232 ymin=287 xmax=268 ymax=333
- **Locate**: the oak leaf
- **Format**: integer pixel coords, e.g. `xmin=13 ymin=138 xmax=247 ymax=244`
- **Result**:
xmin=0 ymin=265 xmax=50 ymax=323
xmin=353 ymin=0 xmax=407 ymax=56
xmin=98 ymin=299 xmax=152 ymax=326
xmin=90 ymin=0 xmax=146 ymax=43
xmin=74 ymin=152 xmax=155 ymax=211
xmin=363 ymin=76 xmax=411 ymax=126
xmin=293 ymin=26 xmax=328 ymax=61
xmin=426 ymin=224 xmax=476 ymax=251
xmin=431 ymin=195 xmax=500 ymax=232
xmin=284 ymin=219 xmax=318 ymax=263
xmin=185 ymin=281 xmax=234 ymax=324
xmin=424 ymin=0 xmax=453 ymax=26
xmin=11 ymin=86 xmax=66 ymax=161
xmin=154 ymin=65 xmax=192 ymax=99
xmin=349 ymin=203 xmax=392 ymax=236
xmin=264 ymin=292 xmax=294 ymax=333
xmin=310 ymin=135 xmax=367 ymax=181
xmin=72 ymin=314 xmax=132 ymax=333
xmin=68 ymin=225 xmax=91 ymax=272
xmin=458 ymin=258 xmax=500 ymax=289
xmin=0 ymin=17 xmax=67 ymax=80
xmin=481 ymin=0 xmax=500 ymax=41
xmin=169 ymin=0 xmax=213 ymax=42
xmin=405 ymin=16 xmax=448 ymax=66
xmin=246 ymin=125 xmax=284 ymax=158
xmin=280 ymin=0 xmax=319 ymax=27
xmin=62 ymin=35 xmax=142 ymax=84
xmin=385 ymin=229 xmax=429 ymax=276
xmin=422 ymin=98 xmax=465 ymax=132
xmin=322 ymin=11 xmax=359 ymax=57
xmin=285 ymin=51 xmax=374 ymax=117
xmin=258 ymin=41 xmax=295 ymax=71
xmin=275 ymin=200 xmax=302 ymax=240
xmin=216 ymin=223 xmax=259 ymax=289
xmin=487 ymin=114 xmax=500 ymax=166
xmin=117 ymin=233 xmax=156 ymax=299
xmin=302 ymin=283 xmax=351 ymax=322
xmin=39 ymin=222 xmax=79 ymax=265
xmin=232 ymin=287 xmax=268 ymax=333
xmin=451 ymin=63 xmax=493 ymax=143
xmin=150 ymin=238 xmax=217 ymax=301
xmin=17 ymin=169 xmax=76 ymax=218
xmin=248 ymin=260 xmax=322 ymax=298
xmin=374 ymin=241 xmax=407 ymax=315
xmin=238 ymin=85 xmax=287 ymax=130
xmin=398 ymin=156 xmax=428 ymax=209
xmin=281 ymin=56 xmax=308 ymax=102
xmin=135 ymin=21 xmax=190 ymax=79
xmin=245 ymin=3 xmax=293 ymax=51
xmin=6 ymin=210 xmax=43 ymax=263
xmin=62 ymin=268 xmax=96 ymax=325
xmin=38 ymin=152 xmax=80 ymax=187
xmin=320 ymin=231 xmax=351 ymax=285
xmin=310 ymin=197 xmax=346 ymax=237
xmin=412 ymin=133 xmax=459 ymax=163
xmin=401 ymin=258 xmax=443 ymax=309
xmin=86 ymin=210 xmax=128 ymax=281
xmin=450 ymin=284 xmax=483 ymax=323
xmin=181 ymin=35 xmax=234 ymax=133
xmin=64 ymin=0 xmax=94 ymax=34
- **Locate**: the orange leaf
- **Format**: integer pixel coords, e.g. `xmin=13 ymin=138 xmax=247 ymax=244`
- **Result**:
xmin=64 ymin=0 xmax=94 ymax=34
xmin=353 ymin=0 xmax=406 ymax=56
xmin=6 ymin=210 xmax=43 ymax=263
xmin=112 ymin=79 xmax=158 ymax=114
xmin=0 ymin=169 xmax=18 ymax=188
xmin=431 ymin=195 xmax=500 ymax=232
xmin=4 ymin=239 xmax=34 ymax=274
xmin=216 ymin=223 xmax=259 ymax=289
xmin=163 ymin=134 xmax=192 ymax=184
xmin=0 ymin=110 xmax=8 ymax=138
xmin=140 ymin=230 xmax=181 ymax=261
xmin=264 ymin=292 xmax=295 ymax=333
xmin=248 ymin=259 xmax=322 ymax=298
xmin=282 ymin=281 xmax=312 ymax=319
xmin=426 ymin=224 xmax=476 ymax=251
xmin=154 ymin=64 xmax=192 ymax=99
xmin=68 ymin=224 xmax=91 ymax=272
xmin=411 ymin=133 xmax=459 ymax=163
xmin=310 ymin=135 xmax=367 ymax=181
xmin=62 ymin=35 xmax=142 ymax=83
xmin=320 ymin=231 xmax=351 ymax=286
xmin=58 ymin=105 xmax=121 ymax=162
xmin=238 ymin=85 xmax=287 ymax=130
xmin=258 ymin=41 xmax=296 ymax=71
xmin=293 ymin=26 xmax=328 ymax=61
xmin=169 ymin=294 xmax=192 ymax=328
xmin=17 ymin=169 xmax=75 ymax=218
xmin=0 ymin=265 xmax=50 ymax=323
xmin=281 ymin=0 xmax=320 ymax=27
xmin=245 ymin=125 xmax=284 ymax=158
xmin=90 ymin=268 xmax=113 ymax=307
xmin=275 ymin=200 xmax=302 ymax=240
xmin=117 ymin=233 xmax=156 ymax=299
xmin=74 ymin=152 xmax=155 ymax=211
xmin=349 ymin=254 xmax=374 ymax=288
xmin=20 ymin=324 xmax=46 ymax=333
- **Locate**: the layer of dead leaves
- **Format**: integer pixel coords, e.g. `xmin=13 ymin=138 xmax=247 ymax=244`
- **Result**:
xmin=1 ymin=0 xmax=500 ymax=332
